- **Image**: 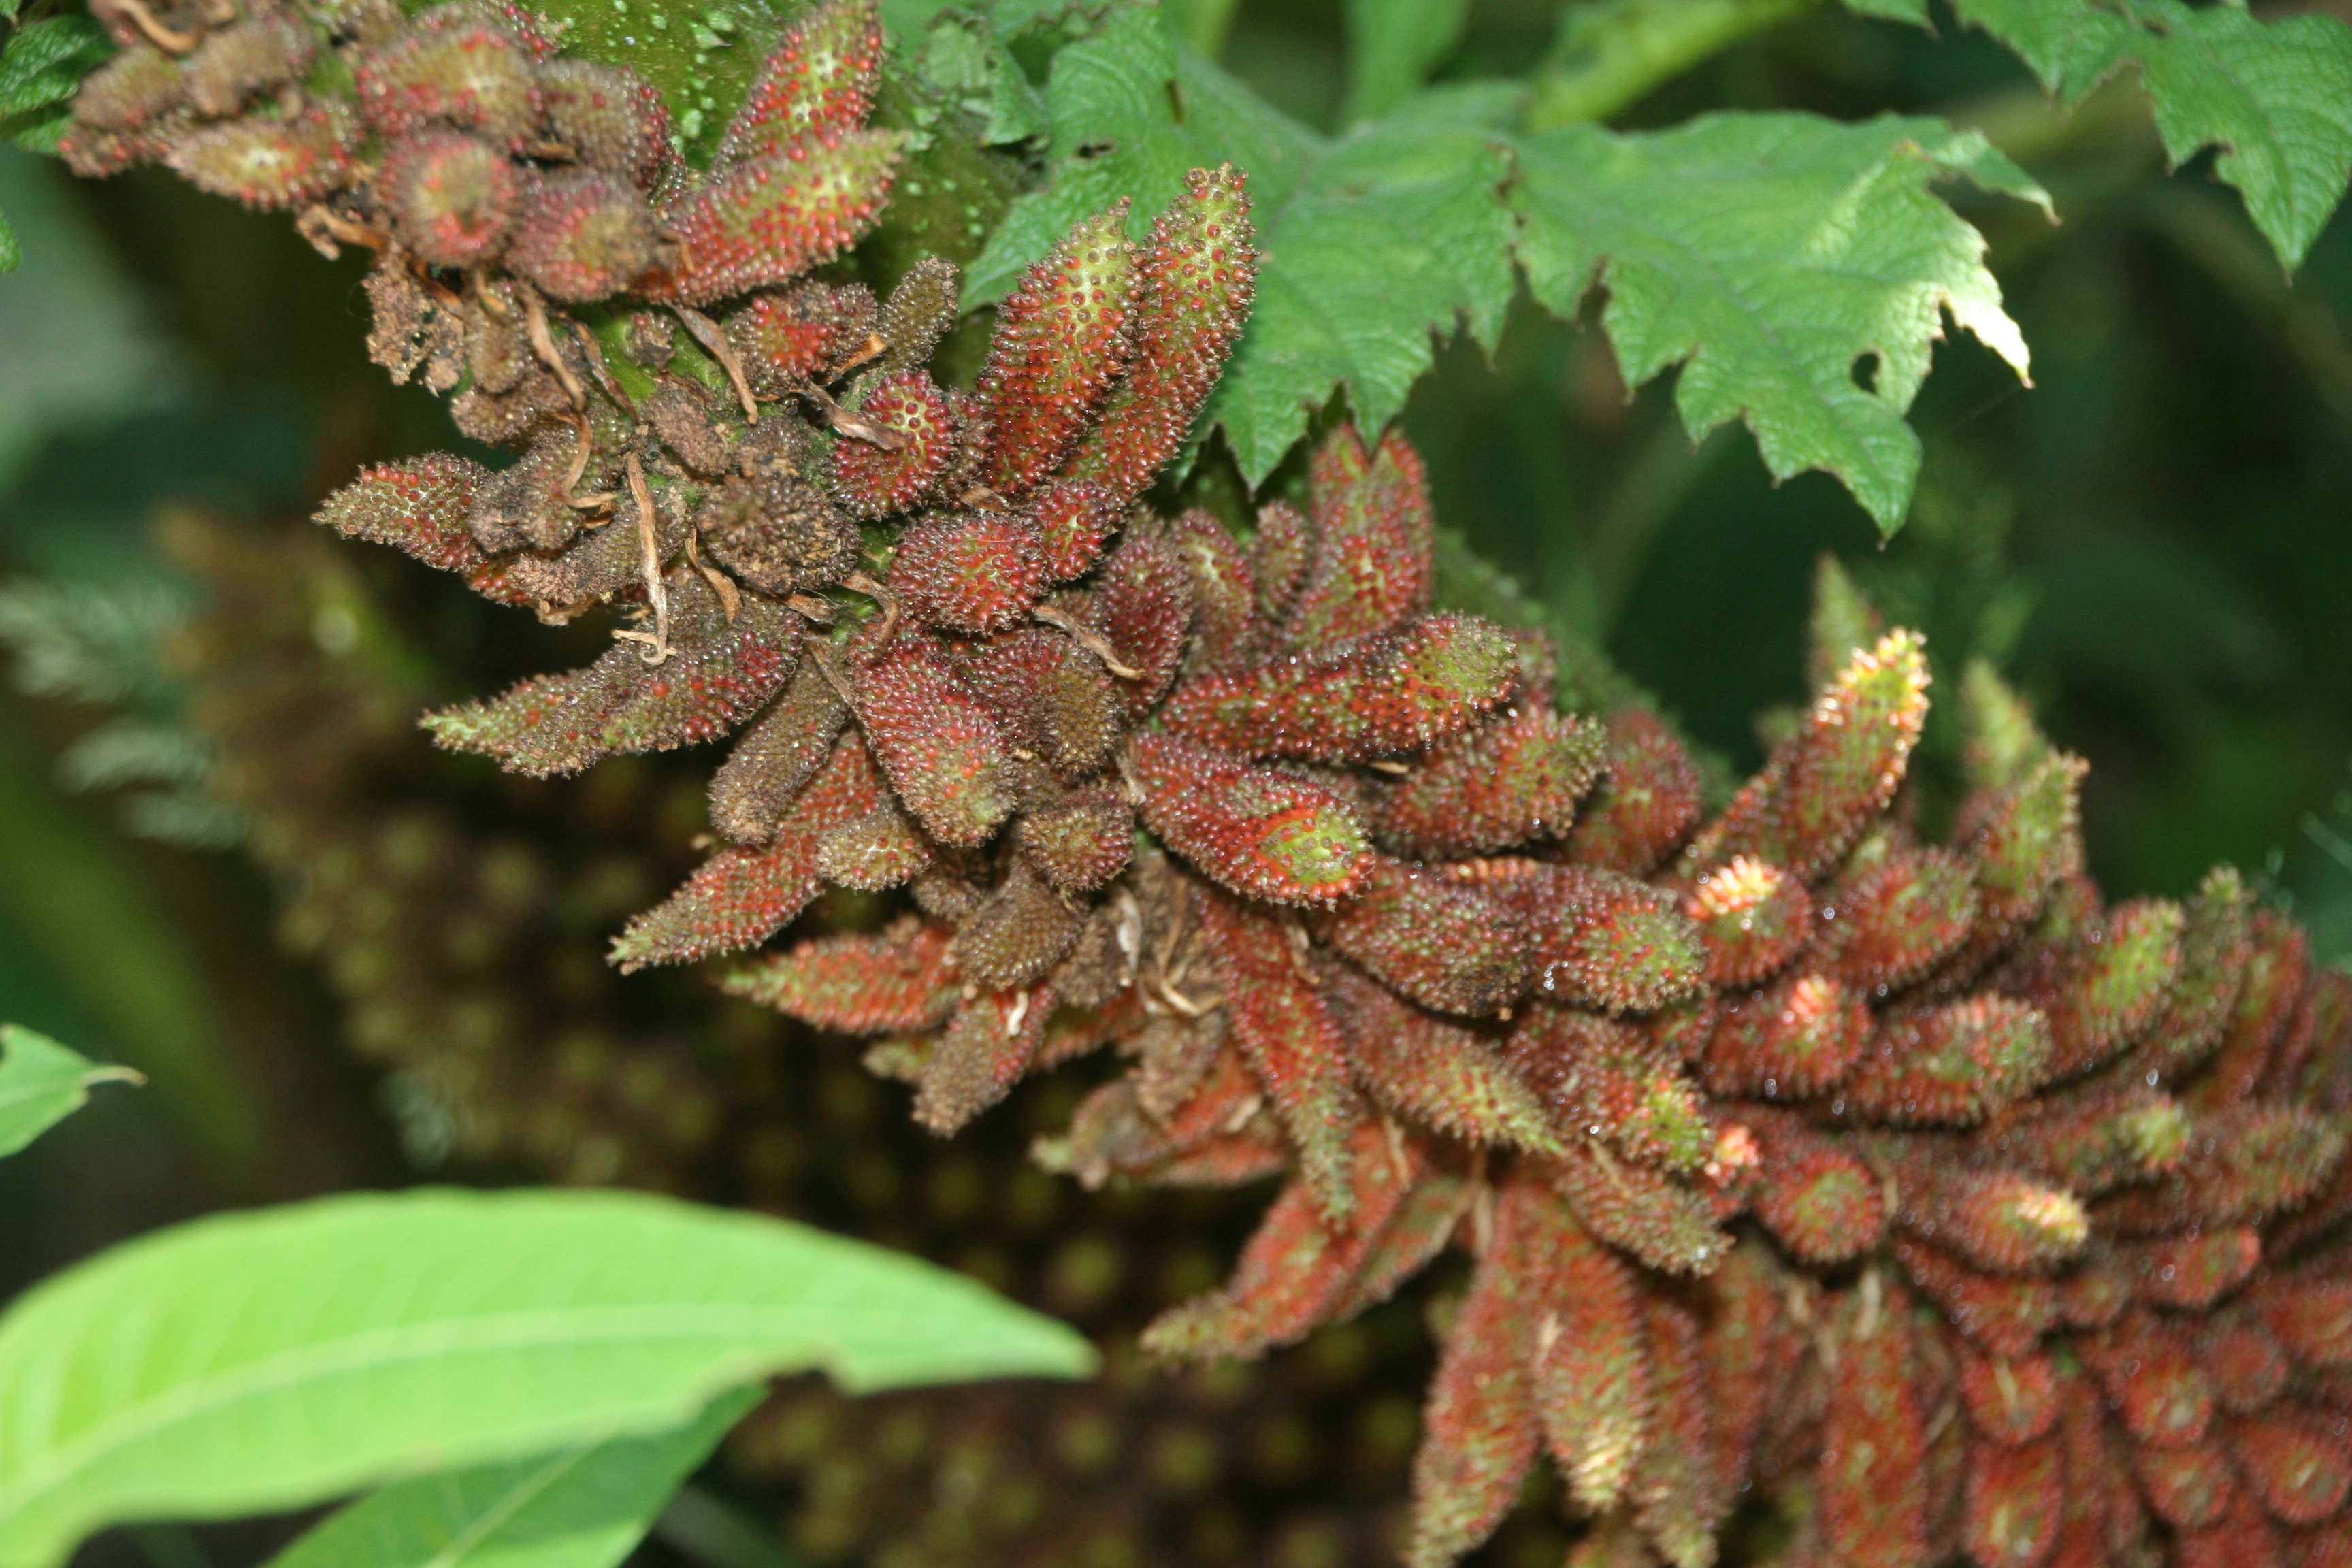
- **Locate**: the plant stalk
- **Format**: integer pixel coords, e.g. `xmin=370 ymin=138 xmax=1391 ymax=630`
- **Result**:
xmin=1524 ymin=0 xmax=1823 ymax=129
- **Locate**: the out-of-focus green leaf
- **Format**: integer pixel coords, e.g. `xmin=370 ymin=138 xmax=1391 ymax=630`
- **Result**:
xmin=1342 ymin=0 xmax=1470 ymax=124
xmin=0 ymin=208 xmax=16 ymax=272
xmin=1513 ymin=112 xmax=2047 ymax=536
xmin=1849 ymin=0 xmax=2352 ymax=271
xmin=0 ymin=1187 xmax=1095 ymax=1568
xmin=0 ymin=16 xmax=109 ymax=121
xmin=261 ymin=1388 xmax=764 ymax=1568
xmin=0 ymin=1024 xmax=140 ymax=1157
xmin=915 ymin=12 xmax=1047 ymax=145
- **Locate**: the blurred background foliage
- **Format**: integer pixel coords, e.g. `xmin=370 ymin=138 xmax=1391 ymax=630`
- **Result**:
xmin=1 ymin=0 xmax=2350 ymax=1558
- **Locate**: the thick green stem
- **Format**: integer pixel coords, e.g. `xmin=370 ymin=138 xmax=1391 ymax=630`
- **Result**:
xmin=1166 ymin=0 xmax=1243 ymax=59
xmin=1524 ymin=0 xmax=1822 ymax=130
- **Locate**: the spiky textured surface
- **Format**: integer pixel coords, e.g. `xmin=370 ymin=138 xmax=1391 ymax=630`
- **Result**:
xmin=161 ymin=517 xmax=1471 ymax=1568
xmin=110 ymin=18 xmax=2352 ymax=1558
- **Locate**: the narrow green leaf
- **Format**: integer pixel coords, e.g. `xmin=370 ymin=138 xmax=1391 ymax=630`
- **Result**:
xmin=1342 ymin=0 xmax=1471 ymax=124
xmin=1513 ymin=112 xmax=2048 ymax=536
xmin=0 ymin=16 xmax=110 ymax=120
xmin=1879 ymin=0 xmax=2352 ymax=271
xmin=0 ymin=1188 xmax=1094 ymax=1568
xmin=0 ymin=206 xmax=18 ymax=273
xmin=0 ymin=1024 xmax=140 ymax=1156
xmin=261 ymin=1388 xmax=765 ymax=1568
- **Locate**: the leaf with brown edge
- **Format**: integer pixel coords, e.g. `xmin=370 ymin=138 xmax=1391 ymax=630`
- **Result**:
xmin=1840 ymin=994 xmax=2054 ymax=1127
xmin=953 ymin=855 xmax=1083 ymax=990
xmin=1814 ymin=847 xmax=1980 ymax=992
xmin=1333 ymin=1165 xmax=1473 ymax=1318
xmin=1699 ymin=971 xmax=1869 ymax=1099
xmin=1324 ymin=963 xmax=1560 ymax=1152
xmin=2228 ymin=1406 xmax=2352 ymax=1525
xmin=829 ymin=370 xmax=960 ymax=521
xmin=1166 ymin=506 xmax=1258 ymax=671
xmin=316 ymin=453 xmax=493 ymax=578
xmin=1890 ymin=1237 xmax=2059 ymax=1358
xmin=1197 ymin=890 xmax=1362 ymax=1222
xmin=660 ymin=127 xmax=904 ymax=306
xmin=2129 ymin=864 xmax=2253 ymax=1086
xmin=2096 ymin=1103 xmax=2347 ymax=1235
xmin=714 ymin=918 xmax=956 ymax=1034
xmin=2191 ymin=909 xmax=2310 ymax=1108
xmin=1141 ymin=1119 xmax=1415 ymax=1362
xmin=1684 ymin=855 xmax=1812 ymax=989
xmin=1749 ymin=1116 xmax=1886 ymax=1266
xmin=1697 ymin=1239 xmax=1799 ymax=1503
xmin=1405 ymin=1169 xmax=1552 ymax=1568
xmin=1530 ymin=1204 xmax=1653 ymax=1514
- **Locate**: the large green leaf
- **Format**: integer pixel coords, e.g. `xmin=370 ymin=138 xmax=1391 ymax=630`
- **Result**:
xmin=1513 ymin=112 xmax=2047 ymax=535
xmin=0 ymin=1188 xmax=1093 ymax=1568
xmin=261 ymin=1388 xmax=764 ymax=1568
xmin=0 ymin=1024 xmax=139 ymax=1157
xmin=974 ymin=4 xmax=2049 ymax=528
xmin=965 ymin=5 xmax=1518 ymax=485
xmin=1848 ymin=0 xmax=2352 ymax=271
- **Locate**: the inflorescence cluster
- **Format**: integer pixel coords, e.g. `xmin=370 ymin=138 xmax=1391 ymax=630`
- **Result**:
xmin=69 ymin=1 xmax=2352 ymax=1563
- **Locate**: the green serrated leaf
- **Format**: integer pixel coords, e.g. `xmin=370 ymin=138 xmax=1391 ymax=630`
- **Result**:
xmin=0 ymin=1024 xmax=140 ymax=1157
xmin=0 ymin=1187 xmax=1094 ymax=1568
xmin=1886 ymin=0 xmax=2352 ymax=270
xmin=0 ymin=16 xmax=110 ymax=120
xmin=964 ymin=3 xmax=1314 ymax=308
xmin=1513 ymin=112 xmax=2048 ymax=536
xmin=917 ymin=12 xmax=1047 ymax=144
xmin=967 ymin=5 xmax=1518 ymax=483
xmin=261 ymin=1388 xmax=764 ymax=1568
xmin=1203 ymin=85 xmax=1520 ymax=481
xmin=1342 ymin=0 xmax=1470 ymax=124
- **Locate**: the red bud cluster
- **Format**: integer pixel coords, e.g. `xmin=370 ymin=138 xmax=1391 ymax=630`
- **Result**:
xmin=94 ymin=3 xmax=2352 ymax=1559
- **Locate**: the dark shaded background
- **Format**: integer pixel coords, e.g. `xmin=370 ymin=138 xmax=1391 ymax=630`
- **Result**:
xmin=1 ymin=0 xmax=2348 ymax=1560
